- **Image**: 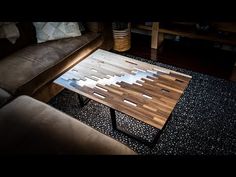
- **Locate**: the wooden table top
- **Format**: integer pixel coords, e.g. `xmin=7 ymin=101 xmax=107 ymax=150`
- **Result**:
xmin=54 ymin=49 xmax=191 ymax=129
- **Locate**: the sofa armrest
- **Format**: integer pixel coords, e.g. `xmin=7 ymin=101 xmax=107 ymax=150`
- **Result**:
xmin=0 ymin=95 xmax=136 ymax=155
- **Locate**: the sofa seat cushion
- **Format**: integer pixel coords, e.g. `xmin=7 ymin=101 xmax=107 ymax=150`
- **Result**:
xmin=0 ymin=32 xmax=102 ymax=95
xmin=0 ymin=95 xmax=136 ymax=154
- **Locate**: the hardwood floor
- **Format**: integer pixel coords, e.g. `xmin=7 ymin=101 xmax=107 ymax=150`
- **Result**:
xmin=121 ymin=33 xmax=236 ymax=81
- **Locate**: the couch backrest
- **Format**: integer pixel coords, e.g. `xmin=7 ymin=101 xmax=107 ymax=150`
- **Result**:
xmin=0 ymin=22 xmax=103 ymax=60
xmin=0 ymin=22 xmax=37 ymax=60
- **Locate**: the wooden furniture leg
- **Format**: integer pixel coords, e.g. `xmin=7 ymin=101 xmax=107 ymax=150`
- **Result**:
xmin=151 ymin=22 xmax=165 ymax=50
xmin=151 ymin=22 xmax=159 ymax=49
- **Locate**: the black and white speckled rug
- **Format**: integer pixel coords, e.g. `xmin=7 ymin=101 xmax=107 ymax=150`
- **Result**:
xmin=49 ymin=54 xmax=236 ymax=155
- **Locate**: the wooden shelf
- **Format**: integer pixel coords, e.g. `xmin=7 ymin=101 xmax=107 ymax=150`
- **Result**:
xmin=136 ymin=24 xmax=152 ymax=31
xmin=159 ymin=25 xmax=236 ymax=46
xmin=131 ymin=24 xmax=152 ymax=36
xmin=131 ymin=22 xmax=236 ymax=49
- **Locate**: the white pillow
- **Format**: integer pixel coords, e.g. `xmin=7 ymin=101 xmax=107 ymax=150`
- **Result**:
xmin=33 ymin=22 xmax=82 ymax=43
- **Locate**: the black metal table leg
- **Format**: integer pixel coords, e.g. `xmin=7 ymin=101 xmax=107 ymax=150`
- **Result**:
xmin=77 ymin=94 xmax=90 ymax=107
xmin=110 ymin=108 xmax=117 ymax=128
xmin=109 ymin=108 xmax=171 ymax=148
xmin=149 ymin=113 xmax=172 ymax=147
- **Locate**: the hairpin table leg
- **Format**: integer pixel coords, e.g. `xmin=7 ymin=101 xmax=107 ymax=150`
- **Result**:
xmin=77 ymin=94 xmax=90 ymax=107
xmin=109 ymin=108 xmax=171 ymax=148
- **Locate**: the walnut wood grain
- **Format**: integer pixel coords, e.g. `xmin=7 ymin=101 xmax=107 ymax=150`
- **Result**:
xmin=54 ymin=49 xmax=191 ymax=129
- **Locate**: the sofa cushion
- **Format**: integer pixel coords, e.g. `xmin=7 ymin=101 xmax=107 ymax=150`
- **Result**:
xmin=0 ymin=32 xmax=102 ymax=96
xmin=33 ymin=22 xmax=82 ymax=43
xmin=0 ymin=95 xmax=136 ymax=154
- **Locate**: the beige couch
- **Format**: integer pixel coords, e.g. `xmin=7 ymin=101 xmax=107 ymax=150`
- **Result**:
xmin=0 ymin=95 xmax=136 ymax=155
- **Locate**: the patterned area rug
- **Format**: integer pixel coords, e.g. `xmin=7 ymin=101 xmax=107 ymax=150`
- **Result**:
xmin=49 ymin=54 xmax=236 ymax=155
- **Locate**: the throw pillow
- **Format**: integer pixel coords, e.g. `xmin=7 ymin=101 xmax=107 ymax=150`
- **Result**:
xmin=33 ymin=22 xmax=82 ymax=43
xmin=0 ymin=22 xmax=20 ymax=44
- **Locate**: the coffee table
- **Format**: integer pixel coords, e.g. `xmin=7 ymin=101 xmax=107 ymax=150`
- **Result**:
xmin=54 ymin=49 xmax=191 ymax=147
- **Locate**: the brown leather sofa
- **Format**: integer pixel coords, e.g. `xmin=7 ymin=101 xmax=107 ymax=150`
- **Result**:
xmin=0 ymin=22 xmax=104 ymax=107
xmin=0 ymin=95 xmax=136 ymax=154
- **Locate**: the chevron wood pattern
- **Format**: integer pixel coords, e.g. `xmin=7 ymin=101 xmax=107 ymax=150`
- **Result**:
xmin=54 ymin=49 xmax=192 ymax=129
